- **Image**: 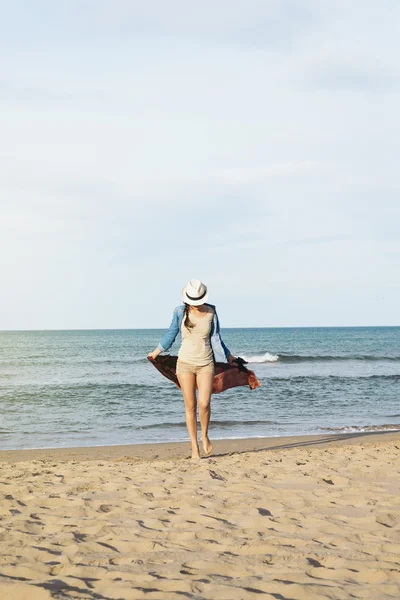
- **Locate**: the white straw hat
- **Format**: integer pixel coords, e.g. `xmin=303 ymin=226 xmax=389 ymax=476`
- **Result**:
xmin=182 ymin=279 xmax=209 ymax=306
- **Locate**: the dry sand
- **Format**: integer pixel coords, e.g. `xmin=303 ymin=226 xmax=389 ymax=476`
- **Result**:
xmin=0 ymin=432 xmax=399 ymax=599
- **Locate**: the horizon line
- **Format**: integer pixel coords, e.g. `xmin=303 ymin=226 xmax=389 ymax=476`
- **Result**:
xmin=1 ymin=325 xmax=399 ymax=333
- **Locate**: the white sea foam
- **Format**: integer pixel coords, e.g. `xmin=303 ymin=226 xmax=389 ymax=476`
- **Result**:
xmin=241 ymin=352 xmax=279 ymax=364
xmin=322 ymin=424 xmax=400 ymax=433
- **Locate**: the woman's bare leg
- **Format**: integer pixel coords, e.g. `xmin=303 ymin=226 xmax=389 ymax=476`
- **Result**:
xmin=197 ymin=371 xmax=214 ymax=456
xmin=177 ymin=372 xmax=200 ymax=459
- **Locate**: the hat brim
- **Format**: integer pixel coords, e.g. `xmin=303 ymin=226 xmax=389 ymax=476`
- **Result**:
xmin=182 ymin=289 xmax=209 ymax=306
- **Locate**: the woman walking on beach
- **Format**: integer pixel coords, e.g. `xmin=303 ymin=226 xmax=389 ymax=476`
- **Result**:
xmin=147 ymin=279 xmax=237 ymax=459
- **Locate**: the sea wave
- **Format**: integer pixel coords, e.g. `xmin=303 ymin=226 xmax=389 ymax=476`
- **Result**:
xmin=321 ymin=424 xmax=400 ymax=433
xmin=241 ymin=352 xmax=279 ymax=363
xmin=130 ymin=419 xmax=281 ymax=431
xmin=260 ymin=374 xmax=400 ymax=382
xmin=242 ymin=353 xmax=400 ymax=364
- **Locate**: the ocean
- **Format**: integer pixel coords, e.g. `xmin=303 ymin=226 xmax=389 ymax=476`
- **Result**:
xmin=0 ymin=327 xmax=399 ymax=450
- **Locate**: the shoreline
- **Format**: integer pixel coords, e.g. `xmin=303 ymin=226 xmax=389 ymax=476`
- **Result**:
xmin=1 ymin=429 xmax=399 ymax=463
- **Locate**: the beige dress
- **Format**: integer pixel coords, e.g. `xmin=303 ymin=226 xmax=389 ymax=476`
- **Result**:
xmin=177 ymin=307 xmax=214 ymax=372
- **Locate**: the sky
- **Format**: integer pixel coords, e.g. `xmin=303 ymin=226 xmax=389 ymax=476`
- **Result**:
xmin=1 ymin=0 xmax=399 ymax=329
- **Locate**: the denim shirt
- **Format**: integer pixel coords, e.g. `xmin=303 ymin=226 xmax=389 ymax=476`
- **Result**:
xmin=157 ymin=304 xmax=231 ymax=363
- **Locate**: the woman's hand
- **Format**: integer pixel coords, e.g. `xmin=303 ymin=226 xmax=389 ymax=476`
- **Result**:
xmin=147 ymin=349 xmax=161 ymax=360
xmin=227 ymin=354 xmax=237 ymax=365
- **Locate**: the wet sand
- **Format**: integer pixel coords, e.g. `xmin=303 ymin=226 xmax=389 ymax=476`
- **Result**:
xmin=1 ymin=431 xmax=400 ymax=599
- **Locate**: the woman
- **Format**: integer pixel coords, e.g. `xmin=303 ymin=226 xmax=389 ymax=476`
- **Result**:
xmin=147 ymin=279 xmax=237 ymax=459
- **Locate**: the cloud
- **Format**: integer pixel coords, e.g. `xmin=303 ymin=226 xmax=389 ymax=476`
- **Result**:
xmin=215 ymin=161 xmax=317 ymax=185
xmin=285 ymin=234 xmax=354 ymax=246
xmin=307 ymin=61 xmax=400 ymax=93
xmin=0 ymin=0 xmax=318 ymax=49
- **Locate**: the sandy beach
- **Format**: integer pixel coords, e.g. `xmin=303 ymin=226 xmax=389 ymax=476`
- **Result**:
xmin=1 ymin=432 xmax=399 ymax=600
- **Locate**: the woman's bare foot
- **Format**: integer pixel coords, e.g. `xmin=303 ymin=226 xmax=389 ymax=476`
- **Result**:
xmin=202 ymin=435 xmax=213 ymax=456
xmin=191 ymin=443 xmax=201 ymax=460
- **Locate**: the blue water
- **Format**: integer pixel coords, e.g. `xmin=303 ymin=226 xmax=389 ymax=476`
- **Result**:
xmin=0 ymin=327 xmax=399 ymax=450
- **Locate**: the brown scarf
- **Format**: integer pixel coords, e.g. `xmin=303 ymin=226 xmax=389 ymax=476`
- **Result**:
xmin=148 ymin=355 xmax=260 ymax=394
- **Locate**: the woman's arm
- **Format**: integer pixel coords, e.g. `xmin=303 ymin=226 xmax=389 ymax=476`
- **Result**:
xmin=147 ymin=308 xmax=180 ymax=359
xmin=221 ymin=339 xmax=236 ymax=364
xmin=215 ymin=311 xmax=236 ymax=364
